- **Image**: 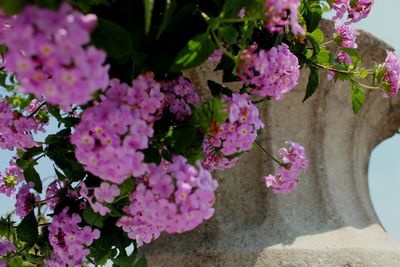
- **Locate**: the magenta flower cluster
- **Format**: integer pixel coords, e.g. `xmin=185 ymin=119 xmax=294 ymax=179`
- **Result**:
xmin=264 ymin=141 xmax=309 ymax=194
xmin=0 ymin=159 xmax=24 ymax=197
xmin=201 ymin=139 xmax=240 ymax=172
xmin=161 ymin=76 xmax=201 ymax=121
xmin=1 ymin=3 xmax=109 ymax=110
xmin=381 ymin=51 xmax=400 ymax=96
xmin=238 ymin=43 xmax=300 ymax=100
xmin=263 ymin=0 xmax=304 ymax=35
xmin=0 ymin=99 xmax=45 ymax=150
xmin=207 ymin=93 xmax=263 ymax=157
xmin=71 ymin=76 xmax=164 ymax=184
xmin=0 ymin=238 xmax=14 ymax=267
xmin=46 ymin=209 xmax=100 ymax=267
xmin=332 ymin=0 xmax=373 ymax=24
xmin=334 ymin=24 xmax=358 ymax=65
xmin=117 ymin=156 xmax=218 ymax=247
xmin=15 ymin=182 xmax=38 ymax=218
xmin=80 ymin=182 xmax=120 ymax=216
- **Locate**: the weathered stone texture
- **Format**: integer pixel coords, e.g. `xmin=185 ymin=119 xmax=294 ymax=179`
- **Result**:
xmin=145 ymin=21 xmax=400 ymax=266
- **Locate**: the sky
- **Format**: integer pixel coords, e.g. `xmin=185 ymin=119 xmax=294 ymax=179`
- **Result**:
xmin=350 ymin=0 xmax=400 ymax=244
xmin=0 ymin=0 xmax=398 ymax=256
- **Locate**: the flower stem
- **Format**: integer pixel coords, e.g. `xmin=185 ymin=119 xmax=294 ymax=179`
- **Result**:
xmin=220 ymin=18 xmax=246 ymax=24
xmin=255 ymin=140 xmax=282 ymax=166
xmin=351 ymin=79 xmax=381 ymax=90
xmin=27 ymin=101 xmax=47 ymax=118
xmin=210 ymin=30 xmax=236 ymax=61
xmin=313 ymin=62 xmax=353 ymax=75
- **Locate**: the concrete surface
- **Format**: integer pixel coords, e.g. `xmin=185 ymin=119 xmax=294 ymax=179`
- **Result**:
xmin=145 ymin=21 xmax=400 ymax=267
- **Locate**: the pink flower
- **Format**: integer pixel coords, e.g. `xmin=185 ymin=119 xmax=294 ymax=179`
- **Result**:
xmin=264 ymin=141 xmax=309 ymax=194
xmin=381 ymin=51 xmax=400 ymax=96
xmin=46 ymin=208 xmax=100 ymax=266
xmin=208 ymin=49 xmax=223 ymax=62
xmin=161 ymin=76 xmax=200 ymax=121
xmin=238 ymin=43 xmax=300 ymax=100
xmin=1 ymin=3 xmax=109 ymax=110
xmin=94 ymin=182 xmax=120 ymax=203
xmin=72 ymin=76 xmax=164 ymax=184
xmin=0 ymin=99 xmax=45 ymax=150
xmin=117 ymin=156 xmax=218 ymax=247
xmin=0 ymin=159 xmax=24 ymax=197
xmin=0 ymin=238 xmax=14 ymax=256
xmin=263 ymin=0 xmax=304 ymax=35
xmin=334 ymin=24 xmax=357 ymax=48
xmin=332 ymin=0 xmax=373 ymax=24
xmin=205 ymin=93 xmax=264 ymax=160
xmin=15 ymin=182 xmax=38 ymax=218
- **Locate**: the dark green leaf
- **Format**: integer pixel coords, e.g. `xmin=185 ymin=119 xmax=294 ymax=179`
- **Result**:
xmin=134 ymin=254 xmax=148 ymax=267
xmin=351 ymin=82 xmax=365 ymax=114
xmin=21 ymin=146 xmax=43 ymax=160
xmin=171 ymin=33 xmax=216 ymax=71
xmin=302 ymin=0 xmax=322 ymax=33
xmin=221 ymin=0 xmax=246 ymax=18
xmin=143 ymin=146 xmax=161 ymax=164
xmin=220 ymin=26 xmax=238 ymax=44
xmin=23 ymin=164 xmax=42 ymax=193
xmin=47 ymin=105 xmax=63 ymax=122
xmin=92 ymin=19 xmax=134 ymax=59
xmin=0 ymin=0 xmax=28 ymax=14
xmin=303 ymin=66 xmax=319 ymax=102
xmin=207 ymin=80 xmax=233 ymax=97
xmin=83 ymin=208 xmax=105 ymax=228
xmin=165 ymin=126 xmax=199 ymax=154
xmin=17 ymin=211 xmax=38 ymax=245
xmin=157 ymin=0 xmax=177 ymax=39
xmin=143 ymin=0 xmax=154 ymax=34
xmin=190 ymin=97 xmax=227 ymax=132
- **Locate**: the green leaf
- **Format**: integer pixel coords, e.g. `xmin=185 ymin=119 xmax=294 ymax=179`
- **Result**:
xmin=0 ymin=218 xmax=12 ymax=237
xmin=21 ymin=146 xmax=44 ymax=160
xmin=303 ymin=66 xmax=319 ymax=102
xmin=83 ymin=207 xmax=105 ymax=228
xmin=23 ymin=164 xmax=42 ymax=193
xmin=171 ymin=33 xmax=216 ymax=71
xmin=190 ymin=97 xmax=228 ymax=132
xmin=17 ymin=211 xmax=38 ymax=245
xmin=309 ymin=28 xmax=324 ymax=44
xmin=302 ymin=0 xmax=322 ymax=33
xmin=220 ymin=26 xmax=238 ymax=44
xmin=134 ymin=254 xmax=148 ymax=267
xmin=92 ymin=19 xmax=134 ymax=59
xmin=143 ymin=0 xmax=154 ymax=34
xmin=46 ymin=105 xmax=63 ymax=122
xmin=143 ymin=146 xmax=161 ymax=164
xmin=157 ymin=0 xmax=177 ymax=39
xmin=221 ymin=0 xmax=246 ymax=19
xmin=359 ymin=68 xmax=368 ymax=79
xmin=351 ymin=82 xmax=365 ymax=114
xmin=207 ymin=80 xmax=233 ymax=97
xmin=0 ymin=0 xmax=28 ymax=14
xmin=165 ymin=126 xmax=199 ymax=154
xmin=306 ymin=33 xmax=320 ymax=57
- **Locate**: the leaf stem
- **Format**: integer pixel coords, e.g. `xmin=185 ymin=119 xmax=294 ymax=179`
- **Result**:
xmin=313 ymin=62 xmax=353 ymax=75
xmin=255 ymin=140 xmax=282 ymax=166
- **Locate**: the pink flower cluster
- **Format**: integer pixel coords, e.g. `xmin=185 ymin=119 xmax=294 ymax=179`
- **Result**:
xmin=207 ymin=93 xmax=264 ymax=157
xmin=80 ymin=182 xmax=120 ymax=216
xmin=263 ymin=0 xmax=304 ymax=35
xmin=334 ymin=24 xmax=358 ymax=65
xmin=1 ymin=3 xmax=109 ymax=110
xmin=0 ymin=238 xmax=14 ymax=266
xmin=332 ymin=0 xmax=373 ymax=24
xmin=0 ymin=99 xmax=45 ymax=150
xmin=381 ymin=51 xmax=400 ymax=96
xmin=161 ymin=76 xmax=200 ymax=121
xmin=46 ymin=209 xmax=100 ymax=267
xmin=208 ymin=49 xmax=223 ymax=62
xmin=264 ymin=141 xmax=309 ymax=194
xmin=45 ymin=180 xmax=66 ymax=210
xmin=0 ymin=159 xmax=24 ymax=197
xmin=238 ymin=44 xmax=300 ymax=100
xmin=201 ymin=139 xmax=240 ymax=172
xmin=15 ymin=182 xmax=38 ymax=218
xmin=117 ymin=156 xmax=218 ymax=247
xmin=71 ymin=76 xmax=164 ymax=184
